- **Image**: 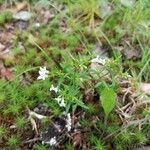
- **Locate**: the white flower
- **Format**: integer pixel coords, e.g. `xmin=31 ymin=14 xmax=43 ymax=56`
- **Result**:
xmin=37 ymin=66 xmax=49 ymax=80
xmin=55 ymin=96 xmax=62 ymax=103
xmin=55 ymin=96 xmax=66 ymax=107
xmin=59 ymin=98 xmax=66 ymax=107
xmin=49 ymin=137 xmax=57 ymax=146
xmin=50 ymin=84 xmax=59 ymax=93
xmin=91 ymin=56 xmax=107 ymax=65
xmin=42 ymin=136 xmax=57 ymax=146
xmin=65 ymin=113 xmax=71 ymax=131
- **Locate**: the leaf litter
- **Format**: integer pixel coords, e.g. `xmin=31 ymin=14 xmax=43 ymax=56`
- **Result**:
xmin=0 ymin=1 xmax=150 ymax=150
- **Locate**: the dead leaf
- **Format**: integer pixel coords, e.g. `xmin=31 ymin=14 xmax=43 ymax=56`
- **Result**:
xmin=123 ymin=48 xmax=141 ymax=59
xmin=29 ymin=117 xmax=38 ymax=135
xmin=0 ymin=62 xmax=14 ymax=80
xmin=7 ymin=2 xmax=27 ymax=14
xmin=43 ymin=10 xmax=54 ymax=24
xmin=93 ymin=43 xmax=109 ymax=57
xmin=28 ymin=34 xmax=38 ymax=45
xmin=0 ymin=43 xmax=5 ymax=51
xmin=0 ymin=47 xmax=13 ymax=60
xmin=0 ymin=30 xmax=13 ymax=45
xmin=27 ymin=107 xmax=38 ymax=135
xmin=0 ymin=61 xmax=14 ymax=80
xmin=73 ymin=132 xmax=82 ymax=149
xmin=29 ymin=111 xmax=47 ymax=120
xmin=89 ymin=62 xmax=102 ymax=70
xmin=16 ymin=2 xmax=27 ymax=12
xmin=116 ymin=44 xmax=141 ymax=60
xmin=140 ymin=83 xmax=150 ymax=95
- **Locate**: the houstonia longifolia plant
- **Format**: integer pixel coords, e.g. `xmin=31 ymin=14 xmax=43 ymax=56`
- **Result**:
xmin=37 ymin=66 xmax=72 ymax=146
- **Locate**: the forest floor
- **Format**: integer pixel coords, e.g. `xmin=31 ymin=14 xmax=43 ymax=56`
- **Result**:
xmin=0 ymin=0 xmax=150 ymax=150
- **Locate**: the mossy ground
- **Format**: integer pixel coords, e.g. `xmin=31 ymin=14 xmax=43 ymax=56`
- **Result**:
xmin=0 ymin=0 xmax=150 ymax=150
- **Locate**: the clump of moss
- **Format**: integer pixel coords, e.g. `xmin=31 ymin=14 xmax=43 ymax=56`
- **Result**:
xmin=0 ymin=11 xmax=12 ymax=26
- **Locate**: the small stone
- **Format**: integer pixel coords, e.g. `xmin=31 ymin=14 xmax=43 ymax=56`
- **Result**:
xmin=13 ymin=11 xmax=33 ymax=21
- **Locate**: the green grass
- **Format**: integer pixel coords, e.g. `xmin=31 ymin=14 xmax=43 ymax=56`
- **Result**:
xmin=0 ymin=0 xmax=150 ymax=149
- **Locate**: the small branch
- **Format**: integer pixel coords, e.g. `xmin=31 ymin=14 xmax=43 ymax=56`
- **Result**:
xmin=23 ymin=137 xmax=41 ymax=144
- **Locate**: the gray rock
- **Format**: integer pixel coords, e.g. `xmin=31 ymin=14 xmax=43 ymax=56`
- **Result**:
xmin=13 ymin=11 xmax=33 ymax=21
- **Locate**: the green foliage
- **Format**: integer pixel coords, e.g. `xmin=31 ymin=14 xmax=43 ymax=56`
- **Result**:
xmin=34 ymin=144 xmax=48 ymax=150
xmin=134 ymin=131 xmax=147 ymax=145
xmin=90 ymin=134 xmax=105 ymax=150
xmin=15 ymin=116 xmax=26 ymax=129
xmin=115 ymin=144 xmax=125 ymax=150
xmin=80 ymin=118 xmax=89 ymax=127
xmin=0 ymin=0 xmax=3 ymax=4
xmin=119 ymin=131 xmax=131 ymax=144
xmin=0 ymin=11 xmax=12 ymax=26
xmin=0 ymin=92 xmax=5 ymax=104
xmin=0 ymin=0 xmax=150 ymax=149
xmin=4 ymin=104 xmax=21 ymax=115
xmin=0 ymin=126 xmax=5 ymax=140
xmin=7 ymin=135 xmax=19 ymax=148
xmin=87 ymin=103 xmax=96 ymax=114
xmin=65 ymin=144 xmax=72 ymax=150
xmin=100 ymin=87 xmax=117 ymax=118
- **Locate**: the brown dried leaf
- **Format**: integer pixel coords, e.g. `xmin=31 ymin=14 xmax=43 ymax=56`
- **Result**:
xmin=7 ymin=2 xmax=27 ymax=14
xmin=43 ymin=10 xmax=54 ymax=24
xmin=140 ymin=83 xmax=150 ymax=95
xmin=0 ymin=30 xmax=13 ymax=45
xmin=16 ymin=2 xmax=27 ymax=12
xmin=73 ymin=132 xmax=82 ymax=149
xmin=0 ymin=43 xmax=5 ymax=51
xmin=0 ymin=62 xmax=14 ymax=80
xmin=123 ymin=48 xmax=141 ymax=59
xmin=116 ymin=38 xmax=141 ymax=60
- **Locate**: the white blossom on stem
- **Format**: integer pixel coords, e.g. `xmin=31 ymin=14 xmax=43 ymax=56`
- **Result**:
xmin=50 ymin=84 xmax=59 ymax=93
xmin=65 ymin=113 xmax=71 ymax=131
xmin=37 ymin=66 xmax=49 ymax=80
xmin=59 ymin=98 xmax=66 ymax=107
xmin=55 ymin=96 xmax=66 ymax=107
xmin=42 ymin=136 xmax=57 ymax=146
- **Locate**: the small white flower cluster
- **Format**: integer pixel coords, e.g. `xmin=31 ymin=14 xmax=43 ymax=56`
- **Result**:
xmin=55 ymin=96 xmax=66 ymax=107
xmin=37 ymin=67 xmax=72 ymax=136
xmin=37 ymin=67 xmax=49 ymax=80
xmin=49 ymin=85 xmax=71 ymax=131
xmin=65 ymin=113 xmax=71 ymax=131
xmin=91 ymin=56 xmax=107 ymax=65
xmin=42 ymin=136 xmax=57 ymax=146
xmin=50 ymin=84 xmax=66 ymax=108
xmin=50 ymin=84 xmax=59 ymax=93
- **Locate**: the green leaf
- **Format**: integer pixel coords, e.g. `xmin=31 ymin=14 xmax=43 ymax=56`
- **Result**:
xmin=120 ymin=0 xmax=135 ymax=8
xmin=100 ymin=88 xmax=116 ymax=117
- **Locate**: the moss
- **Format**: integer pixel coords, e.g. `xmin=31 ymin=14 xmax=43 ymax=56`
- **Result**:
xmin=0 ymin=11 xmax=12 ymax=26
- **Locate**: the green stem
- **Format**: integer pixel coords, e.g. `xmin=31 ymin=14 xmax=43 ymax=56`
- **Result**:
xmin=104 ymin=115 xmax=108 ymax=125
